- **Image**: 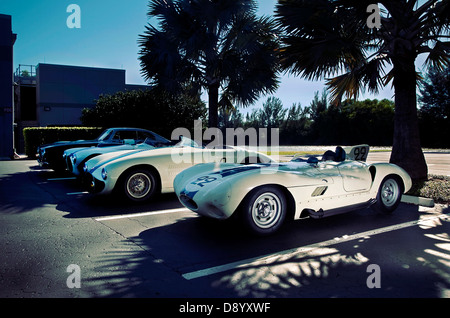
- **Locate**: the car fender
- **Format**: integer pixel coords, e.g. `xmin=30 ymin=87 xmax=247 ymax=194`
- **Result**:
xmin=96 ymin=147 xmax=194 ymax=193
xmin=368 ymin=162 xmax=412 ymax=194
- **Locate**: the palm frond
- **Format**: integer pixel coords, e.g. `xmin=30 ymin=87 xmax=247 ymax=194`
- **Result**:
xmin=326 ymin=55 xmax=387 ymax=105
xmin=276 ymin=0 xmax=376 ymax=81
xmin=423 ymin=40 xmax=450 ymax=71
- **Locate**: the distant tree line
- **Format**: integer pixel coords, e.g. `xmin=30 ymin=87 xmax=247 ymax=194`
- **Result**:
xmin=219 ymin=91 xmax=396 ymax=146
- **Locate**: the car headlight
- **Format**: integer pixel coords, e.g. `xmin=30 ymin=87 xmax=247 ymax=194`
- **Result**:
xmin=83 ymin=164 xmax=89 ymax=173
xmin=101 ymin=168 xmax=108 ymax=180
xmin=70 ymin=154 xmax=77 ymax=164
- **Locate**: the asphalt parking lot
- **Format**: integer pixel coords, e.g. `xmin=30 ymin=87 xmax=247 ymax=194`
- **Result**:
xmin=0 ymin=153 xmax=449 ymax=301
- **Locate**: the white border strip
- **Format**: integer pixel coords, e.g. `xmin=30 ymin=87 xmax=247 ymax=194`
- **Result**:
xmin=182 ymin=212 xmax=450 ymax=280
xmin=95 ymin=207 xmax=191 ymax=221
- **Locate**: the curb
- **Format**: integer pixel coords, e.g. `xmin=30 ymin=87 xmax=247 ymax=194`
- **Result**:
xmin=401 ymin=194 xmax=435 ymax=207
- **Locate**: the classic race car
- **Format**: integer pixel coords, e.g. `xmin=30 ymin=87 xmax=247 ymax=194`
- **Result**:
xmin=173 ymin=145 xmax=412 ymax=236
xmin=83 ymin=137 xmax=273 ymax=202
xmin=37 ymin=127 xmax=172 ymax=172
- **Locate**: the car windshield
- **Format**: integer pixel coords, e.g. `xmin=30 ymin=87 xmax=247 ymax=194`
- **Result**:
xmin=143 ymin=137 xmax=159 ymax=146
xmin=97 ymin=129 xmax=113 ymax=141
xmin=176 ymin=136 xmax=202 ymax=148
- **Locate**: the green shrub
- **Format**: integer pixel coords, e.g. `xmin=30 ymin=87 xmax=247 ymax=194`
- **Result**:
xmin=80 ymin=89 xmax=206 ymax=138
xmin=406 ymin=175 xmax=450 ymax=204
xmin=23 ymin=127 xmax=102 ymax=158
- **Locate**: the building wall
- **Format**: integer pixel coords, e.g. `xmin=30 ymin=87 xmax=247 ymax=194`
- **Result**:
xmin=36 ymin=63 xmax=145 ymax=126
xmin=0 ymin=14 xmax=16 ymax=158
xmin=13 ymin=63 xmax=148 ymax=153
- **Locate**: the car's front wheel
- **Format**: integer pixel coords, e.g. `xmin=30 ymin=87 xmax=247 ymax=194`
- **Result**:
xmin=122 ymin=169 xmax=158 ymax=202
xmin=241 ymin=186 xmax=287 ymax=236
xmin=373 ymin=175 xmax=403 ymax=214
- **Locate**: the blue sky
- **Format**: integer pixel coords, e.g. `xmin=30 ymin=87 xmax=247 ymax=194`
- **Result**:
xmin=1 ymin=0 xmax=426 ymax=113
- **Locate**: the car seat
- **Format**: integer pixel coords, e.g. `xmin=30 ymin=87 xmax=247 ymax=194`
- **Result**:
xmin=322 ymin=146 xmax=346 ymax=162
xmin=334 ymin=146 xmax=346 ymax=162
xmin=322 ymin=150 xmax=336 ymax=161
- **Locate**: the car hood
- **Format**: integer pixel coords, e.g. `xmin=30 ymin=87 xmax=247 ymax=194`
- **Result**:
xmin=41 ymin=139 xmax=99 ymax=148
xmin=175 ymin=161 xmax=330 ymax=193
xmin=64 ymin=147 xmax=89 ymax=157
xmin=85 ymin=145 xmax=179 ymax=172
xmin=84 ymin=149 xmax=142 ymax=172
xmin=64 ymin=143 xmax=153 ymax=159
xmin=183 ymin=161 xmax=317 ymax=178
xmin=40 ymin=140 xmax=98 ymax=150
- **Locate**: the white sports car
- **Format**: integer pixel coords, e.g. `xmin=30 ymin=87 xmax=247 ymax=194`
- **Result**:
xmin=63 ymin=130 xmax=173 ymax=176
xmin=173 ymin=145 xmax=412 ymax=235
xmin=83 ymin=137 xmax=273 ymax=202
xmin=63 ymin=140 xmax=155 ymax=176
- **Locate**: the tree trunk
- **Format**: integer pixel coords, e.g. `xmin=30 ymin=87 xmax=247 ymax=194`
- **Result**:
xmin=208 ymin=83 xmax=219 ymax=128
xmin=390 ymin=58 xmax=428 ymax=181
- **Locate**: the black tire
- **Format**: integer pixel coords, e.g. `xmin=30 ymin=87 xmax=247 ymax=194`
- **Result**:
xmin=240 ymin=186 xmax=287 ymax=236
xmin=122 ymin=169 xmax=158 ymax=202
xmin=373 ymin=175 xmax=403 ymax=214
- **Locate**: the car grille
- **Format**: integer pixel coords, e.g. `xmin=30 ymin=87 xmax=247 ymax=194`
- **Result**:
xmin=66 ymin=157 xmax=73 ymax=172
xmin=180 ymin=194 xmax=198 ymax=210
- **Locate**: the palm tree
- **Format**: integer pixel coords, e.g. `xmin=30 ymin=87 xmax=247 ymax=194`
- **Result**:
xmin=275 ymin=0 xmax=449 ymax=180
xmin=139 ymin=0 xmax=280 ymax=128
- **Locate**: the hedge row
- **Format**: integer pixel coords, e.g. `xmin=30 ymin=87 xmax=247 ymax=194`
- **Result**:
xmin=23 ymin=127 xmax=103 ymax=158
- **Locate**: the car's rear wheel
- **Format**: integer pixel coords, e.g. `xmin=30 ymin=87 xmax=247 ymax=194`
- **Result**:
xmin=241 ymin=186 xmax=287 ymax=235
xmin=122 ymin=169 xmax=158 ymax=202
xmin=373 ymin=175 xmax=402 ymax=214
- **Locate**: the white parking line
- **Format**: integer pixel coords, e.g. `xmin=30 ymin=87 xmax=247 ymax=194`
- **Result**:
xmin=95 ymin=207 xmax=192 ymax=221
xmin=182 ymin=212 xmax=450 ymax=280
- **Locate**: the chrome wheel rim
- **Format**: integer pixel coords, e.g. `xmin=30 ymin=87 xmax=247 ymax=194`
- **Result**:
xmin=251 ymin=192 xmax=282 ymax=229
xmin=126 ymin=173 xmax=151 ymax=199
xmin=381 ymin=179 xmax=400 ymax=207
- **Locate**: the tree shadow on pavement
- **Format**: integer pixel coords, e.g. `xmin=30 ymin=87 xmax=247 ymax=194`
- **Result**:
xmin=85 ymin=204 xmax=450 ymax=298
